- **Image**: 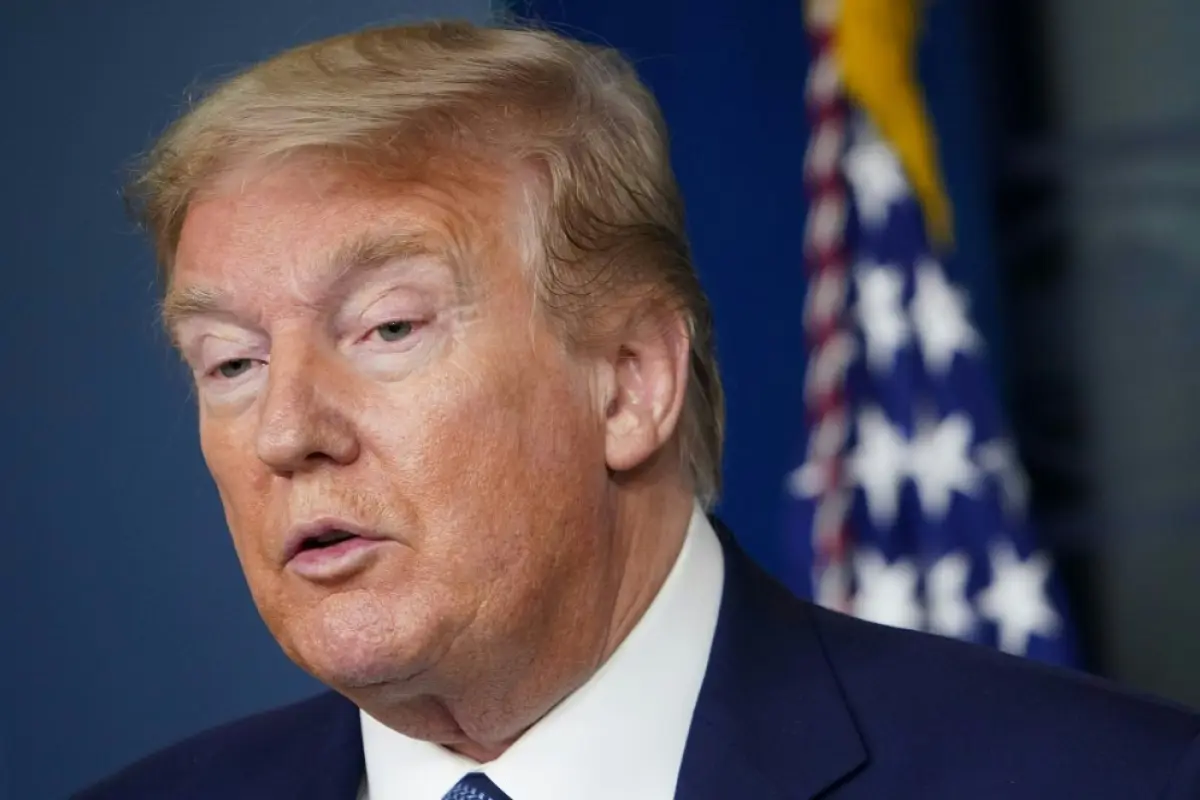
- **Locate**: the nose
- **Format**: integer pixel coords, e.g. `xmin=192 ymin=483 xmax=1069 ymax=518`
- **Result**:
xmin=254 ymin=342 xmax=360 ymax=474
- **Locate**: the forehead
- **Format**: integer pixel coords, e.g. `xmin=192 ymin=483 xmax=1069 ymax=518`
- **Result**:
xmin=171 ymin=153 xmax=525 ymax=296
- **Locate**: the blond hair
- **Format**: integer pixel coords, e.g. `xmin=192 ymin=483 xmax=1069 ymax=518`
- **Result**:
xmin=129 ymin=20 xmax=726 ymax=507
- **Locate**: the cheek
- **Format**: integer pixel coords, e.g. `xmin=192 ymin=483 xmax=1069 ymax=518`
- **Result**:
xmin=198 ymin=416 xmax=272 ymax=556
xmin=366 ymin=354 xmax=604 ymax=574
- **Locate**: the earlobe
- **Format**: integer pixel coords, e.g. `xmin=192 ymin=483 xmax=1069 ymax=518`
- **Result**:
xmin=604 ymin=313 xmax=690 ymax=474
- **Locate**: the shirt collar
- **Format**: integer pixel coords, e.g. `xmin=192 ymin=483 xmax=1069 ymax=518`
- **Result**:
xmin=360 ymin=501 xmax=725 ymax=800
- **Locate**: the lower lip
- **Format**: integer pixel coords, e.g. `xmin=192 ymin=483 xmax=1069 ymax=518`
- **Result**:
xmin=287 ymin=537 xmax=390 ymax=582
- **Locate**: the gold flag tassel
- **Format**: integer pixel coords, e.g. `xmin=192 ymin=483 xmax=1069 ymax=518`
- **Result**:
xmin=830 ymin=0 xmax=954 ymax=247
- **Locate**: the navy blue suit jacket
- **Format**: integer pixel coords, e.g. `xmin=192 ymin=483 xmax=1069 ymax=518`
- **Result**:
xmin=78 ymin=528 xmax=1200 ymax=799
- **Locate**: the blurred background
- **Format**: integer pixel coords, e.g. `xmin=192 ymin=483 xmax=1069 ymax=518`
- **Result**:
xmin=2 ymin=0 xmax=1199 ymax=797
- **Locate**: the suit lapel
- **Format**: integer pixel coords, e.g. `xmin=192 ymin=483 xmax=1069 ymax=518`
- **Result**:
xmin=232 ymin=691 xmax=365 ymax=800
xmin=676 ymin=523 xmax=868 ymax=800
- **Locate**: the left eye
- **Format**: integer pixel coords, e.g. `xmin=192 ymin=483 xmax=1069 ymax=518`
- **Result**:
xmin=374 ymin=320 xmax=414 ymax=342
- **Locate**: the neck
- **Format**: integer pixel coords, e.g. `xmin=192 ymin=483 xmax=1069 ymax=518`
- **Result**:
xmin=597 ymin=480 xmax=697 ymax=675
xmin=358 ymin=478 xmax=696 ymax=763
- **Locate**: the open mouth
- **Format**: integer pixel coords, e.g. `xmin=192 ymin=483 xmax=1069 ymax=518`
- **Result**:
xmin=298 ymin=529 xmax=359 ymax=552
xmin=285 ymin=520 xmax=389 ymax=568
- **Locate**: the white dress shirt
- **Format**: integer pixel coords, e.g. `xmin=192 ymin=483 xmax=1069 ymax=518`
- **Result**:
xmin=358 ymin=502 xmax=725 ymax=800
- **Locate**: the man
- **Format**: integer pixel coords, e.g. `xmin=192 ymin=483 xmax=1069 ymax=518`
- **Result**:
xmin=79 ymin=19 xmax=1199 ymax=800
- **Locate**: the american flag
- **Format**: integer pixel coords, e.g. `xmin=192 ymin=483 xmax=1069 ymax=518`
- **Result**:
xmin=785 ymin=3 xmax=1078 ymax=666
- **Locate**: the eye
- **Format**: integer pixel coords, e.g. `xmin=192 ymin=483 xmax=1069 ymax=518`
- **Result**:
xmin=374 ymin=320 xmax=414 ymax=342
xmin=213 ymin=358 xmax=254 ymax=379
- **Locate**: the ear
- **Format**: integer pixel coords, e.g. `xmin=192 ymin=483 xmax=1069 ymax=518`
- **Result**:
xmin=602 ymin=305 xmax=691 ymax=474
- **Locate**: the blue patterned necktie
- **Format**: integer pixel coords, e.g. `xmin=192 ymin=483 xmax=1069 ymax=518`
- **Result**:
xmin=442 ymin=772 xmax=514 ymax=800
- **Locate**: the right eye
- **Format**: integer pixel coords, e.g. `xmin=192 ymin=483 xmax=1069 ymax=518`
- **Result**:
xmin=213 ymin=358 xmax=255 ymax=379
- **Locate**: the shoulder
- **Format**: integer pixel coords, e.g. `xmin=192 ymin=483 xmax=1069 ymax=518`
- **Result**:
xmin=806 ymin=603 xmax=1200 ymax=793
xmin=72 ymin=691 xmax=360 ymax=799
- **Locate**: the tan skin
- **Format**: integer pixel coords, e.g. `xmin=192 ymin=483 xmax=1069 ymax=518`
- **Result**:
xmin=167 ymin=154 xmax=696 ymax=761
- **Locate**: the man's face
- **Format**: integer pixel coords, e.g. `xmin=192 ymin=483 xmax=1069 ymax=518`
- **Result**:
xmin=170 ymin=157 xmax=618 ymax=706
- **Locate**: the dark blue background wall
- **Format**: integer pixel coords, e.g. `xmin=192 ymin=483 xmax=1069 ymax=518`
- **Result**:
xmin=0 ymin=1 xmax=994 ymax=797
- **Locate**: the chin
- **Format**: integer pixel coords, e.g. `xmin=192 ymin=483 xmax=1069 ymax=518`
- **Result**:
xmin=280 ymin=587 xmax=444 ymax=691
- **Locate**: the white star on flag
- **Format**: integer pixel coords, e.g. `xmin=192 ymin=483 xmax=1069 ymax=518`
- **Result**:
xmin=848 ymin=407 xmax=910 ymax=528
xmin=852 ymin=548 xmax=923 ymax=631
xmin=910 ymin=258 xmax=981 ymax=374
xmin=926 ymin=551 xmax=976 ymax=638
xmin=854 ymin=262 xmax=910 ymax=374
xmin=909 ymin=412 xmax=979 ymax=519
xmin=788 ymin=73 xmax=1078 ymax=667
xmin=977 ymin=541 xmax=1061 ymax=655
xmin=843 ymin=134 xmax=910 ymax=230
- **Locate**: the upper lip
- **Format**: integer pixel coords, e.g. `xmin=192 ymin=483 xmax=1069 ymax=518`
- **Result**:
xmin=283 ymin=517 xmax=387 ymax=563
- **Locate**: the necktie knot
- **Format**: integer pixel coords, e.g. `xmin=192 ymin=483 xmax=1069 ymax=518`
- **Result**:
xmin=442 ymin=772 xmax=513 ymax=800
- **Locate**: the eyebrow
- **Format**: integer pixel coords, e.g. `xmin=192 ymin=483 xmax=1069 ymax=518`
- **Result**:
xmin=160 ymin=230 xmax=444 ymax=335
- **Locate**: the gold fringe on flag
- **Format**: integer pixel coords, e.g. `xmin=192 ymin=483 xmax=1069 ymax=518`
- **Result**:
xmin=825 ymin=0 xmax=955 ymax=247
